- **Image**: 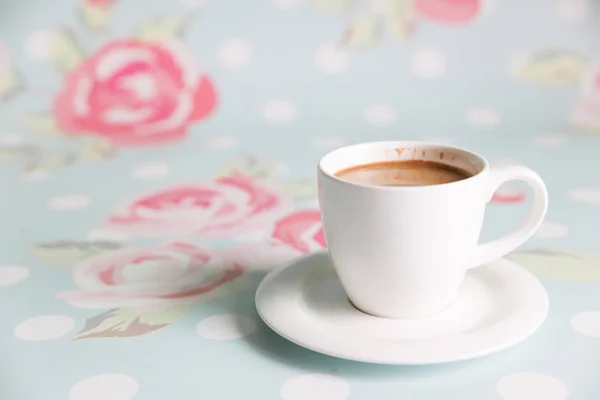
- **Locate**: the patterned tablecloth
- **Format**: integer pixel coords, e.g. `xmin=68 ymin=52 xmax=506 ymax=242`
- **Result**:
xmin=1 ymin=0 xmax=599 ymax=399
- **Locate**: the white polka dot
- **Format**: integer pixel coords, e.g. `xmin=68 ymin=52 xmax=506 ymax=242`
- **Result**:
xmin=571 ymin=311 xmax=600 ymax=338
xmin=69 ymin=374 xmax=139 ymax=400
xmin=0 ymin=266 xmax=29 ymax=287
xmin=465 ymin=108 xmax=499 ymax=127
xmin=25 ymin=30 xmax=53 ymax=61
xmin=23 ymin=170 xmax=54 ymax=181
xmin=315 ymin=45 xmax=349 ymax=75
xmin=48 ymin=194 xmax=90 ymax=210
xmin=264 ymin=101 xmax=296 ymax=123
xmin=0 ymin=134 xmax=25 ymax=145
xmin=497 ymin=373 xmax=568 ymax=400
xmin=570 ymin=187 xmax=600 ymax=204
xmin=273 ymin=0 xmax=302 ymax=10
xmin=312 ymin=137 xmax=345 ymax=148
xmin=14 ymin=315 xmax=75 ymax=341
xmin=557 ymin=0 xmax=588 ymax=23
xmin=86 ymin=229 xmax=129 ymax=242
xmin=532 ymin=134 xmax=567 ymax=147
xmin=364 ymin=105 xmax=397 ymax=126
xmin=411 ymin=48 xmax=446 ymax=79
xmin=218 ymin=38 xmax=252 ymax=70
xmin=196 ymin=313 xmax=256 ymax=340
xmin=132 ymin=162 xmax=169 ymax=179
xmin=281 ymin=374 xmax=351 ymax=400
xmin=534 ymin=221 xmax=569 ymax=239
xmin=201 ymin=136 xmax=239 ymax=149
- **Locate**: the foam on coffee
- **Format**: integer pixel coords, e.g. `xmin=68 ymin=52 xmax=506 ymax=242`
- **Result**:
xmin=335 ymin=160 xmax=471 ymax=187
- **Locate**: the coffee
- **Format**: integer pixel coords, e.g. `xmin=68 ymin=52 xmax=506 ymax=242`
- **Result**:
xmin=335 ymin=160 xmax=471 ymax=187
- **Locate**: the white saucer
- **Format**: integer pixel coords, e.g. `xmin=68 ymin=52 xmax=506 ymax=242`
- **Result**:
xmin=255 ymin=251 xmax=549 ymax=365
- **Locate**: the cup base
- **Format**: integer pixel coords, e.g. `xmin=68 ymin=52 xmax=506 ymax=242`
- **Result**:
xmin=347 ymin=296 xmax=453 ymax=320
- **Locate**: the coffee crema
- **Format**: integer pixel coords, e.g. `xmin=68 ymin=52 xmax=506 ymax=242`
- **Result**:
xmin=334 ymin=160 xmax=472 ymax=187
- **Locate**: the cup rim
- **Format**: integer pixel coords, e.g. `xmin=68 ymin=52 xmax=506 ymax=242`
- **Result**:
xmin=318 ymin=141 xmax=489 ymax=191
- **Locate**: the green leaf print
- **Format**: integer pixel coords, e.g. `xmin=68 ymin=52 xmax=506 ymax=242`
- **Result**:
xmin=73 ymin=305 xmax=189 ymax=340
xmin=507 ymin=249 xmax=600 ymax=282
xmin=31 ymin=241 xmax=127 ymax=268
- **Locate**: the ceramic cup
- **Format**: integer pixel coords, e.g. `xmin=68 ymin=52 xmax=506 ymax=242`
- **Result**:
xmin=317 ymin=141 xmax=548 ymax=319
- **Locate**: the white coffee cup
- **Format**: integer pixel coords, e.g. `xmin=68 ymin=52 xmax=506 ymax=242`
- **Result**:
xmin=317 ymin=141 xmax=548 ymax=319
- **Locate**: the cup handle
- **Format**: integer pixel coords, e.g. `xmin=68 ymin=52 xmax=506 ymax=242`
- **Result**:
xmin=467 ymin=165 xmax=548 ymax=270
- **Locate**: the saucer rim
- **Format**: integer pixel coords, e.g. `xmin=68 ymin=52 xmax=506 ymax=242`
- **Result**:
xmin=255 ymin=251 xmax=549 ymax=365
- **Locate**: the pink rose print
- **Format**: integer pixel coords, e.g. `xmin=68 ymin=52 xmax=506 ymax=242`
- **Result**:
xmin=59 ymin=242 xmax=243 ymax=309
xmin=571 ymin=61 xmax=600 ymax=131
xmin=491 ymin=185 xmax=526 ymax=204
xmin=272 ymin=210 xmax=326 ymax=254
xmin=54 ymin=40 xmax=217 ymax=147
xmin=580 ymin=61 xmax=600 ymax=96
xmin=572 ymin=98 xmax=600 ymax=131
xmin=104 ymin=175 xmax=288 ymax=238
xmin=85 ymin=0 xmax=115 ymax=7
xmin=415 ymin=0 xmax=481 ymax=23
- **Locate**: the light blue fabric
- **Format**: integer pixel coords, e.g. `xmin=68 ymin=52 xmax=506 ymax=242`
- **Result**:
xmin=1 ymin=0 xmax=599 ymax=399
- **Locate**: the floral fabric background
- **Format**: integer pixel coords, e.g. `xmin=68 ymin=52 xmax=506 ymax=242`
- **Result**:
xmin=1 ymin=0 xmax=599 ymax=399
